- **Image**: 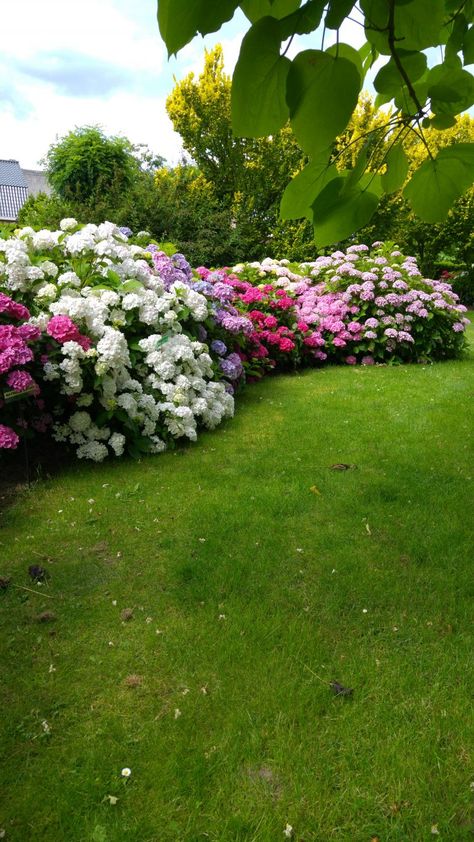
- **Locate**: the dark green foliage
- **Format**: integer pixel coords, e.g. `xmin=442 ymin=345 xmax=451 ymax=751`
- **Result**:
xmin=44 ymin=126 xmax=141 ymax=204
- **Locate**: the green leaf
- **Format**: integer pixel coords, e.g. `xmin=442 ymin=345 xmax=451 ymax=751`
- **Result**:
xmin=430 ymin=113 xmax=457 ymax=129
xmin=106 ymin=269 xmax=121 ymax=287
xmin=359 ymin=40 xmax=378 ymax=75
xmin=121 ymin=279 xmax=143 ymax=293
xmin=241 ymin=0 xmax=300 ymax=21
xmin=325 ymin=0 xmax=355 ymax=29
xmin=157 ymin=0 xmax=239 ymax=55
xmin=278 ymin=0 xmax=326 ymax=38
xmin=463 ymin=26 xmax=474 ymax=65
xmin=404 ymin=143 xmax=474 ymax=222
xmin=232 ymin=17 xmax=291 ymax=136
xmin=374 ymin=50 xmax=427 ymax=96
xmin=381 ymin=143 xmax=409 ymax=193
xmin=287 ymin=49 xmax=361 ymax=155
xmin=326 ymin=43 xmax=363 ymax=79
xmin=361 ymin=0 xmax=445 ymax=54
xmin=312 ymin=176 xmax=379 ymax=246
xmin=280 ymin=153 xmax=337 ymax=219
xmin=428 ymin=63 xmax=474 ymax=115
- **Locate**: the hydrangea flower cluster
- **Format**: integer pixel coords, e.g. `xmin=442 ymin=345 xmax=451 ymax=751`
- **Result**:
xmin=0 ymin=292 xmax=47 ymax=449
xmin=0 ymin=223 xmax=468 ymax=460
xmin=0 ymin=222 xmax=236 ymax=459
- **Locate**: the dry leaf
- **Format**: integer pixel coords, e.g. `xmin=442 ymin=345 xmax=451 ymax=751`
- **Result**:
xmin=330 ymin=463 xmax=357 ymax=471
xmin=309 ymin=485 xmax=321 ymax=495
xmin=35 ymin=611 xmax=57 ymax=623
xmin=123 ymin=674 xmax=143 ymax=688
xmin=330 ymin=680 xmax=354 ymax=697
xmin=120 ymin=608 xmax=134 ymax=622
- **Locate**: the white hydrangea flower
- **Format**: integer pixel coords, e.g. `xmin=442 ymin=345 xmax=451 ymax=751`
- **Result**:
xmin=109 ymin=432 xmax=126 ymax=456
xmin=36 ymin=283 xmax=57 ymax=300
xmin=60 ymin=217 xmax=78 ymax=231
xmin=57 ymin=271 xmax=81 ymax=288
xmin=68 ymin=411 xmax=92 ymax=432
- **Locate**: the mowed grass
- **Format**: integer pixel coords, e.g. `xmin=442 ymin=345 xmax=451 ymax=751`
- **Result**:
xmin=1 ymin=322 xmax=473 ymax=842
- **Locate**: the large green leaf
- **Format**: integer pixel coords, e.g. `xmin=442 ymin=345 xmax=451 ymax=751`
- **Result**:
xmin=326 ymin=43 xmax=363 ymax=79
xmin=312 ymin=176 xmax=379 ymax=246
xmin=428 ymin=62 xmax=474 ymax=115
xmin=278 ymin=0 xmax=326 ymax=38
xmin=157 ymin=0 xmax=239 ymax=55
xmin=404 ymin=143 xmax=474 ymax=221
xmin=463 ymin=26 xmax=474 ymax=65
xmin=232 ymin=17 xmax=291 ymax=135
xmin=280 ymin=154 xmax=337 ymax=219
xmin=374 ymin=50 xmax=427 ymax=95
xmin=325 ymin=0 xmax=356 ymax=29
xmin=286 ymin=50 xmax=361 ymax=155
xmin=361 ymin=0 xmax=445 ymax=54
xmin=381 ymin=142 xmax=409 ymax=193
xmin=241 ymin=0 xmax=301 ymax=22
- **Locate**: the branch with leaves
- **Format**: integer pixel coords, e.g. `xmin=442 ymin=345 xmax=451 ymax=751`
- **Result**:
xmin=156 ymin=0 xmax=474 ymax=247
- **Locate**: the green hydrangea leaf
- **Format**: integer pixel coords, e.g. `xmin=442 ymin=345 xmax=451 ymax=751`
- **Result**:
xmin=232 ymin=17 xmax=291 ymax=136
xmin=287 ymin=50 xmax=361 ymax=155
xmin=403 ymin=143 xmax=474 ymax=221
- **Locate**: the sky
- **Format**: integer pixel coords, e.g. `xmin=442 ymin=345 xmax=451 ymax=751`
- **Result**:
xmin=1 ymin=0 xmax=367 ymax=170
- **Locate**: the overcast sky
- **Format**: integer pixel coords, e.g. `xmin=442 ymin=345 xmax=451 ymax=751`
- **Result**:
xmin=1 ymin=0 xmax=366 ymax=169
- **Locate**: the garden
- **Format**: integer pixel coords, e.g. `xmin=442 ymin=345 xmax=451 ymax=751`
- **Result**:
xmin=0 ymin=218 xmax=473 ymax=840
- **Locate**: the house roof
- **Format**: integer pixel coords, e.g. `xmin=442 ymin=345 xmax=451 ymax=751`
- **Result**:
xmin=0 ymin=159 xmax=32 ymax=221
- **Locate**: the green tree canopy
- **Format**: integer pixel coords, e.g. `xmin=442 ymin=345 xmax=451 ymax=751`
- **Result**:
xmin=157 ymin=0 xmax=474 ymax=248
xmin=44 ymin=126 xmax=144 ymax=204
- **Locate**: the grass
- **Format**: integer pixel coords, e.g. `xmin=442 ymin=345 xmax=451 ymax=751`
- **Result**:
xmin=1 ymin=321 xmax=473 ymax=841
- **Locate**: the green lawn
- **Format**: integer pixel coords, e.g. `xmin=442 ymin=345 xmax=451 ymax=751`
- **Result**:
xmin=1 ymin=321 xmax=473 ymax=841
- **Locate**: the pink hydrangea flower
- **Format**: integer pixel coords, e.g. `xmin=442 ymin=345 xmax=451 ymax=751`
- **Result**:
xmin=0 ymin=293 xmax=30 ymax=321
xmin=6 ymin=370 xmax=39 ymax=393
xmin=0 ymin=424 xmax=20 ymax=449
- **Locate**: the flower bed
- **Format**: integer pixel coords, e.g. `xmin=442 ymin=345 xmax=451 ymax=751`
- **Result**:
xmin=0 ymin=221 xmax=468 ymax=459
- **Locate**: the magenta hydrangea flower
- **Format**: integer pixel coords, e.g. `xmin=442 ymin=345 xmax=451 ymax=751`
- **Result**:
xmin=6 ymin=369 xmax=38 ymax=393
xmin=46 ymin=315 xmax=91 ymax=349
xmin=0 ymin=424 xmax=20 ymax=449
xmin=0 ymin=293 xmax=30 ymax=321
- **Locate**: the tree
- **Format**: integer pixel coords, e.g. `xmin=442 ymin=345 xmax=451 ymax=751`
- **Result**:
xmin=157 ymin=0 xmax=474 ymax=248
xmin=44 ymin=125 xmax=143 ymax=204
xmin=166 ymin=46 xmax=307 ymax=258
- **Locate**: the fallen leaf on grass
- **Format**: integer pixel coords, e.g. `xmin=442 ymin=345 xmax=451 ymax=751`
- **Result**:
xmin=123 ymin=674 xmax=143 ymax=688
xmin=120 ymin=608 xmax=133 ymax=622
xmin=35 ymin=611 xmax=57 ymax=623
xmin=105 ymin=795 xmax=119 ymax=805
xmin=28 ymin=565 xmax=48 ymax=582
xmin=330 ymin=463 xmax=357 ymax=471
xmin=309 ymin=485 xmax=321 ymax=495
xmin=330 ymin=680 xmax=354 ymax=697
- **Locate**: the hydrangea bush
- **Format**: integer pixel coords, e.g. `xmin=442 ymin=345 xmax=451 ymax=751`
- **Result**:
xmin=0 ymin=221 xmax=469 ymax=459
xmin=0 ymin=221 xmax=236 ymax=459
